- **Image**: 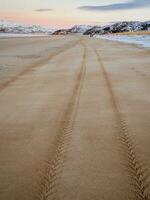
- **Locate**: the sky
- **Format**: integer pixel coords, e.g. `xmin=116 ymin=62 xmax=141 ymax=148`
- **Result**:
xmin=0 ymin=0 xmax=150 ymax=28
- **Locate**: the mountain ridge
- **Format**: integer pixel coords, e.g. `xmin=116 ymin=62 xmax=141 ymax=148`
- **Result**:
xmin=0 ymin=20 xmax=55 ymax=34
xmin=52 ymin=21 xmax=150 ymax=35
xmin=1 ymin=20 xmax=150 ymax=36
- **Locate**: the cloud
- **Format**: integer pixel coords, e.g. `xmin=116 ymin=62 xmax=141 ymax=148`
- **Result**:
xmin=35 ymin=8 xmax=53 ymax=12
xmin=78 ymin=0 xmax=150 ymax=11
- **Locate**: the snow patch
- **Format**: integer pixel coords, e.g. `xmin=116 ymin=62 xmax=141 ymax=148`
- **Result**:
xmin=95 ymin=34 xmax=150 ymax=48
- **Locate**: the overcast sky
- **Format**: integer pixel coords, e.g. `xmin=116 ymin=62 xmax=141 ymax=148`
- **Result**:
xmin=0 ymin=0 xmax=149 ymax=28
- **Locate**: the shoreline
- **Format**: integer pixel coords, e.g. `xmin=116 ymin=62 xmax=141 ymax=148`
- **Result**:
xmin=94 ymin=33 xmax=150 ymax=48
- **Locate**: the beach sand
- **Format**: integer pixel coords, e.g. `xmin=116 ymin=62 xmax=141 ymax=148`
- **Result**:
xmin=0 ymin=35 xmax=150 ymax=200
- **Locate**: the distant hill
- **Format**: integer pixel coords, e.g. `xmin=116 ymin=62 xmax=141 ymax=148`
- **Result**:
xmin=0 ymin=20 xmax=55 ymax=34
xmin=84 ymin=21 xmax=150 ymax=35
xmin=68 ymin=25 xmax=93 ymax=34
xmin=52 ymin=21 xmax=150 ymax=36
xmin=52 ymin=25 xmax=93 ymax=35
xmin=2 ymin=20 xmax=149 ymax=36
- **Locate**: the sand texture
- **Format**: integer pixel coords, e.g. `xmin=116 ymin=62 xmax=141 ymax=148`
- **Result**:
xmin=0 ymin=36 xmax=150 ymax=200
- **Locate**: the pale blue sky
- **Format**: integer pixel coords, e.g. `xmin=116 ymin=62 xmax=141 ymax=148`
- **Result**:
xmin=0 ymin=0 xmax=149 ymax=28
xmin=0 ymin=0 xmax=120 ymax=10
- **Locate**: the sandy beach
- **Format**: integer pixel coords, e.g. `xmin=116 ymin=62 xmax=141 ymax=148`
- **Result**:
xmin=0 ymin=36 xmax=150 ymax=200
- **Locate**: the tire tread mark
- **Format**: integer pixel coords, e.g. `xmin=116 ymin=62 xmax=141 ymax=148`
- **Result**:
xmin=0 ymin=39 xmax=81 ymax=92
xmin=36 ymin=42 xmax=86 ymax=200
xmin=94 ymin=48 xmax=150 ymax=200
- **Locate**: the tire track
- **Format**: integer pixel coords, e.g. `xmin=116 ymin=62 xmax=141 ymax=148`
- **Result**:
xmin=94 ymin=47 xmax=150 ymax=200
xmin=36 ymin=42 xmax=86 ymax=200
xmin=0 ymin=38 xmax=81 ymax=92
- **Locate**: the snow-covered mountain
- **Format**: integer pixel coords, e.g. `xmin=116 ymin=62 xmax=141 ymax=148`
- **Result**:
xmin=52 ymin=21 xmax=150 ymax=36
xmin=0 ymin=20 xmax=55 ymax=34
xmin=7 ymin=20 xmax=148 ymax=36
xmin=84 ymin=21 xmax=150 ymax=35
xmin=52 ymin=29 xmax=68 ymax=35
xmin=52 ymin=25 xmax=93 ymax=35
xmin=68 ymin=25 xmax=93 ymax=34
